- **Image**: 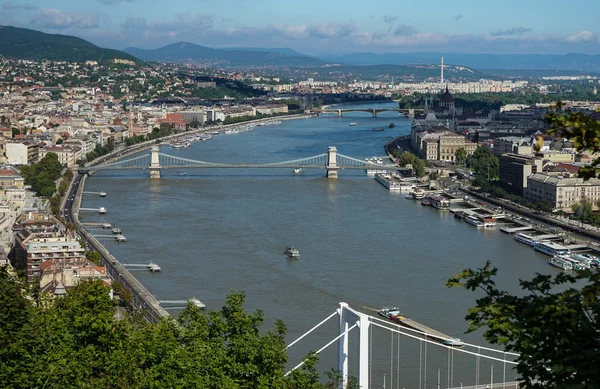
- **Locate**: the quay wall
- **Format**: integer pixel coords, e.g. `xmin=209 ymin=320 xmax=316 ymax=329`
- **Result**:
xmin=74 ymin=172 xmax=170 ymax=322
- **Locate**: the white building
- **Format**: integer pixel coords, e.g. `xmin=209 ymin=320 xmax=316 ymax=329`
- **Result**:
xmin=5 ymin=143 xmax=29 ymax=165
xmin=38 ymin=145 xmax=82 ymax=167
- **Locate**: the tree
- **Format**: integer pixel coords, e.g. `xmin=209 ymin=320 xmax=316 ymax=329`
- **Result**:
xmin=455 ymin=147 xmax=467 ymax=165
xmin=448 ymin=262 xmax=600 ymax=388
xmin=398 ymin=151 xmax=416 ymax=167
xmin=571 ymin=197 xmax=594 ymax=223
xmin=547 ymin=103 xmax=600 ymax=180
xmin=86 ymin=250 xmax=103 ymax=266
xmin=466 ymin=147 xmax=499 ymax=180
xmin=536 ymin=198 xmax=554 ymax=213
xmin=56 ymin=138 xmax=63 ymax=145
xmin=413 ymin=158 xmax=426 ymax=177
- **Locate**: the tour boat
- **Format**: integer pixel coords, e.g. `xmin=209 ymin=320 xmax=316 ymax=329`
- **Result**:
xmin=534 ymin=241 xmax=570 ymax=257
xmin=378 ymin=307 xmax=400 ymax=318
xmin=514 ymin=233 xmax=536 ymax=246
xmin=465 ymin=215 xmax=484 ymax=228
xmin=549 ymin=256 xmax=573 ymax=271
xmin=284 ymin=247 xmax=300 ymax=259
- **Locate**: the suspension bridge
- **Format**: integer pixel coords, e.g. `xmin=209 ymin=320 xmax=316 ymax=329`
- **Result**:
xmin=78 ymin=145 xmax=407 ymax=179
xmin=286 ymin=303 xmax=521 ymax=389
xmin=311 ymin=108 xmax=425 ymax=118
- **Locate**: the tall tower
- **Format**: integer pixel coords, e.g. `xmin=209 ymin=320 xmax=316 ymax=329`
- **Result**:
xmin=441 ymin=56 xmax=444 ymax=85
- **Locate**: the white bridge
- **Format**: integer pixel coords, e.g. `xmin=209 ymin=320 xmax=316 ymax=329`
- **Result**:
xmin=78 ymin=146 xmax=407 ymax=179
xmin=286 ymin=303 xmax=520 ymax=389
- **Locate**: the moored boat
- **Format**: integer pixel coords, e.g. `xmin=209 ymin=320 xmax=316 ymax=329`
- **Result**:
xmin=465 ymin=215 xmax=484 ymax=228
xmin=534 ymin=241 xmax=570 ymax=257
xmin=549 ymin=256 xmax=573 ymax=270
xmin=421 ymin=198 xmax=431 ymax=206
xmin=514 ymin=233 xmax=536 ymax=246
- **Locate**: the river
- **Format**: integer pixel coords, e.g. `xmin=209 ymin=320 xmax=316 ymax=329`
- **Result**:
xmin=82 ymin=102 xmax=556 ymax=387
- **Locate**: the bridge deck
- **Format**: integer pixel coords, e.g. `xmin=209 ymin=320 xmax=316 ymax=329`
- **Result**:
xmin=448 ymin=382 xmax=520 ymax=389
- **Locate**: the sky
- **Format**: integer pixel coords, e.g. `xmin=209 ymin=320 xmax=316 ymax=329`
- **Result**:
xmin=1 ymin=0 xmax=599 ymax=55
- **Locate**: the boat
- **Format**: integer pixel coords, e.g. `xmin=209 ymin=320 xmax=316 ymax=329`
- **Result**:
xmin=112 ymin=228 xmax=122 ymax=234
xmin=454 ymin=212 xmax=466 ymax=220
xmin=180 ymin=172 xmax=187 ymax=176
xmin=207 ymin=130 xmax=219 ymax=135
xmin=562 ymin=254 xmax=591 ymax=270
xmin=293 ymin=168 xmax=302 ymax=174
xmin=115 ymin=235 xmax=127 ymax=242
xmin=421 ymin=198 xmax=431 ymax=206
xmin=147 ymin=262 xmax=162 ymax=272
xmin=379 ymin=307 xmax=464 ymax=347
xmin=549 ymin=256 xmax=573 ymax=270
xmin=514 ymin=233 xmax=536 ymax=246
xmin=465 ymin=215 xmax=484 ymax=228
xmin=349 ymin=122 xmax=357 ymax=126
xmin=372 ymin=127 xmax=385 ymax=132
xmin=101 ymin=223 xmax=112 ymax=229
xmin=198 ymin=134 xmax=212 ymax=141
xmin=533 ymin=241 xmax=570 ymax=257
xmin=98 ymin=207 xmax=107 ymax=215
xmin=171 ymin=142 xmax=186 ymax=149
xmin=430 ymin=196 xmax=450 ymax=210
xmin=224 ymin=129 xmax=239 ymax=134
xmin=410 ymin=189 xmax=425 ymax=199
xmin=388 ymin=122 xmax=395 ymax=128
xmin=378 ymin=307 xmax=400 ymax=318
xmin=99 ymin=191 xmax=107 ymax=197
xmin=284 ymin=247 xmax=300 ymax=259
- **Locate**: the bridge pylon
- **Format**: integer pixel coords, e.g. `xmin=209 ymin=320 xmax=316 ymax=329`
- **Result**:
xmin=327 ymin=146 xmax=339 ymax=179
xmin=371 ymin=108 xmax=377 ymax=118
xmin=149 ymin=145 xmax=161 ymax=179
xmin=337 ymin=109 xmax=342 ymax=118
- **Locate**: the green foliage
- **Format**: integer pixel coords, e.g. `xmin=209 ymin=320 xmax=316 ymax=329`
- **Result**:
xmin=0 ymin=25 xmax=141 ymax=64
xmin=125 ymin=135 xmax=146 ymax=147
xmin=19 ymin=153 xmax=63 ymax=197
xmin=398 ymin=151 xmax=416 ymax=167
xmin=455 ymin=147 xmax=467 ymax=165
xmin=466 ymin=147 xmax=499 ymax=180
xmin=546 ymin=103 xmax=600 ymax=180
xmin=0 ymin=276 xmax=351 ymax=389
xmin=413 ymin=158 xmax=426 ymax=177
xmin=85 ymin=138 xmax=116 ymax=162
xmin=86 ymin=250 xmax=103 ymax=266
xmin=571 ymin=197 xmax=594 ymax=223
xmin=448 ymin=262 xmax=600 ymax=388
xmin=536 ymin=198 xmax=555 ymax=213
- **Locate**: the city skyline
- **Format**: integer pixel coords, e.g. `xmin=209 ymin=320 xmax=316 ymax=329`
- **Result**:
xmin=0 ymin=0 xmax=599 ymax=54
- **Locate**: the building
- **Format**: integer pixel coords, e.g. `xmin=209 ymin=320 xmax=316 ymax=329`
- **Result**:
xmin=38 ymin=145 xmax=82 ymax=167
xmin=5 ymin=142 xmax=38 ymax=165
xmin=176 ymin=110 xmax=205 ymax=125
xmin=499 ymin=153 xmax=543 ymax=195
xmin=492 ymin=137 xmax=534 ymax=156
xmin=156 ymin=113 xmax=187 ymax=131
xmin=412 ymin=127 xmax=476 ymax=162
xmin=0 ymin=167 xmax=24 ymax=189
xmin=525 ymin=173 xmax=600 ymax=211
xmin=255 ymin=104 xmax=288 ymax=115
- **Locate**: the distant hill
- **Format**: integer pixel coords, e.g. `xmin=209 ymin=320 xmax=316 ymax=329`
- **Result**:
xmin=320 ymin=52 xmax=600 ymax=72
xmin=0 ymin=25 xmax=141 ymax=64
xmin=124 ymin=42 xmax=326 ymax=67
xmin=220 ymin=47 xmax=313 ymax=58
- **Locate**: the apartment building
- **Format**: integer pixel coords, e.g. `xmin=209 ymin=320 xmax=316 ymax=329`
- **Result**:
xmin=526 ymin=173 xmax=600 ymax=211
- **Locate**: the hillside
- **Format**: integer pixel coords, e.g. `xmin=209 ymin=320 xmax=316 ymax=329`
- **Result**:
xmin=321 ymin=52 xmax=600 ymax=72
xmin=0 ymin=25 xmax=141 ymax=64
xmin=124 ymin=42 xmax=325 ymax=67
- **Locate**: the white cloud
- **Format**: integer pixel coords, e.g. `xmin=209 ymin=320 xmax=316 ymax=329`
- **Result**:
xmin=2 ymin=1 xmax=37 ymax=10
xmin=567 ymin=30 xmax=597 ymax=43
xmin=30 ymin=8 xmax=102 ymax=29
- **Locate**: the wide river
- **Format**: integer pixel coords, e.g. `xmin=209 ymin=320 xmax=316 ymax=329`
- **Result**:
xmin=83 ymin=102 xmax=555 ymax=388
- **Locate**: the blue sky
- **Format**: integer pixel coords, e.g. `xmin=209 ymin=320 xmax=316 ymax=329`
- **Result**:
xmin=1 ymin=0 xmax=599 ymax=54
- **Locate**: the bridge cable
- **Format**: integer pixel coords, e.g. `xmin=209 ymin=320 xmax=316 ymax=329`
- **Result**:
xmin=396 ymin=331 xmax=400 ymax=389
xmin=369 ymin=323 xmax=373 ymax=389
xmin=503 ymin=352 xmax=507 ymax=389
xmin=424 ymin=338 xmax=428 ymax=389
xmin=447 ymin=348 xmax=451 ymax=389
xmin=451 ymin=346 xmax=454 ymax=388
xmin=476 ymin=346 xmax=481 ymax=387
xmin=390 ymin=330 xmax=393 ymax=389
xmin=419 ymin=340 xmax=423 ymax=389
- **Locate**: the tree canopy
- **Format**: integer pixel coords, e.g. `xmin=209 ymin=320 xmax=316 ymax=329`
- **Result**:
xmin=448 ymin=262 xmax=600 ymax=388
xmin=0 ymin=268 xmax=351 ymax=388
xmin=19 ymin=152 xmax=63 ymax=197
xmin=466 ymin=147 xmax=499 ymax=180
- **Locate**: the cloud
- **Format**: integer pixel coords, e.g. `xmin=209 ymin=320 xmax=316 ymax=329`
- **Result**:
xmin=122 ymin=13 xmax=213 ymax=31
xmin=382 ymin=15 xmax=396 ymax=24
xmin=491 ymin=26 xmax=531 ymax=37
xmin=567 ymin=30 xmax=597 ymax=43
xmin=455 ymin=15 xmax=462 ymax=21
xmin=2 ymin=1 xmax=37 ymax=10
xmin=30 ymin=8 xmax=102 ymax=29
xmin=394 ymin=24 xmax=417 ymax=37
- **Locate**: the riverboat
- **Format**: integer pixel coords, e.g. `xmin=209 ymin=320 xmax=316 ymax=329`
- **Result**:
xmin=101 ymin=223 xmax=112 ymax=229
xmin=293 ymin=168 xmax=302 ymax=174
xmin=115 ymin=235 xmax=127 ymax=242
xmin=454 ymin=212 xmax=466 ymax=220
xmin=372 ymin=127 xmax=385 ymax=132
xmin=198 ymin=134 xmax=212 ymax=141
xmin=349 ymin=122 xmax=357 ymax=126
xmin=514 ymin=233 xmax=536 ymax=246
xmin=534 ymin=241 xmax=570 ymax=257
xmin=430 ymin=196 xmax=450 ymax=210
xmin=98 ymin=207 xmax=107 ymax=215
xmin=378 ymin=307 xmax=464 ymax=347
xmin=284 ymin=247 xmax=300 ymax=259
xmin=421 ymin=198 xmax=431 ymax=206
xmin=99 ymin=191 xmax=107 ymax=197
xmin=549 ymin=256 xmax=573 ymax=271
xmin=388 ymin=123 xmax=395 ymax=128
xmin=207 ymin=130 xmax=219 ymax=135
xmin=147 ymin=262 xmax=162 ymax=272
xmin=409 ymin=189 xmax=425 ymax=199
xmin=112 ymin=228 xmax=122 ymax=234
xmin=465 ymin=215 xmax=484 ymax=228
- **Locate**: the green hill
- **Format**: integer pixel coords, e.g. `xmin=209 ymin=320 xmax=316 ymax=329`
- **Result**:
xmin=0 ymin=25 xmax=141 ymax=64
